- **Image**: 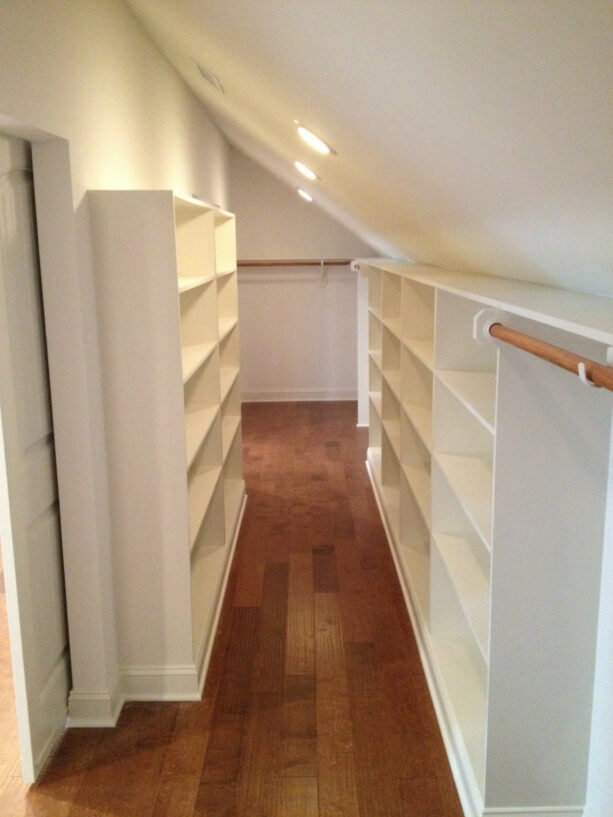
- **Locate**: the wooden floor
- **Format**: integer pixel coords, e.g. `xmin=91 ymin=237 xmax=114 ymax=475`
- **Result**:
xmin=2 ymin=401 xmax=463 ymax=817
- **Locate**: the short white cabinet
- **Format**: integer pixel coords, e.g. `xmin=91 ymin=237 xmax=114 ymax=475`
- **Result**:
xmin=356 ymin=259 xmax=613 ymax=817
xmin=89 ymin=191 xmax=245 ymax=702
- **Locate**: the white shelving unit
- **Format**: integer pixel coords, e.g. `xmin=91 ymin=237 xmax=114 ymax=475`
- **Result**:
xmin=89 ymin=190 xmax=245 ymax=702
xmin=356 ymin=259 xmax=613 ymax=817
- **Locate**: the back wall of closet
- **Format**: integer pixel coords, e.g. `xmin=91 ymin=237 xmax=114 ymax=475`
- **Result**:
xmin=229 ymin=148 xmax=376 ymax=403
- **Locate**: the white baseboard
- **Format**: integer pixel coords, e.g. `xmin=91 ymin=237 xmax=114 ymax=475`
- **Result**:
xmin=483 ymin=809 xmax=584 ymax=817
xmin=67 ymin=673 xmax=123 ymax=727
xmin=120 ymin=665 xmax=202 ymax=700
xmin=241 ymin=388 xmax=356 ymax=402
xmin=67 ymin=490 xmax=248 ymax=726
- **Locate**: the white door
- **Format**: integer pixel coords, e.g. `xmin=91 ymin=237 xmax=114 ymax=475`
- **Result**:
xmin=0 ymin=133 xmax=70 ymax=782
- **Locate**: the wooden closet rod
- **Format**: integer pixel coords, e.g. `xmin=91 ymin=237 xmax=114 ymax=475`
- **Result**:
xmin=489 ymin=323 xmax=613 ymax=392
xmin=237 ymin=258 xmax=351 ymax=268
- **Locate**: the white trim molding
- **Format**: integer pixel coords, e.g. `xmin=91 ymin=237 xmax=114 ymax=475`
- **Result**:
xmin=242 ymin=388 xmax=356 ymax=402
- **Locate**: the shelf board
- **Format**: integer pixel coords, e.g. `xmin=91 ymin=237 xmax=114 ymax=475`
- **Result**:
xmin=218 ymin=316 xmax=238 ymax=342
xmin=361 ymin=260 xmax=613 ymax=347
xmin=403 ymin=337 xmax=434 ymax=371
xmin=433 ymin=533 xmax=490 ymax=661
xmin=399 ymin=542 xmax=430 ymax=621
xmin=402 ymin=402 xmax=432 ymax=451
xmin=382 ymin=316 xmax=401 ymax=339
xmin=402 ymin=464 xmax=431 ymax=527
xmin=369 ymin=306 xmax=383 ymax=322
xmin=221 ymin=414 xmax=241 ymax=460
xmin=184 ymin=404 xmax=218 ymax=468
xmin=174 ymin=192 xmax=213 ymax=214
xmin=369 ymin=391 xmax=382 ymax=418
xmin=381 ymin=483 xmax=400 ymax=539
xmin=436 ymin=370 xmax=496 ymax=433
xmin=367 ymin=446 xmax=382 ymax=483
xmin=434 ymin=453 xmax=492 ymax=549
xmin=219 ymin=366 xmax=239 ymax=403
xmin=430 ymin=636 xmax=486 ymax=794
xmin=178 ymin=275 xmax=213 ymax=294
xmin=216 ymin=267 xmax=236 ymax=279
xmin=383 ymin=370 xmax=401 ymax=399
xmin=189 ymin=466 xmax=223 ymax=550
xmin=369 ymin=349 xmax=383 ymax=371
xmin=181 ymin=341 xmax=217 ymax=384
xmin=382 ymin=418 xmax=401 ymax=456
xmin=223 ymin=476 xmax=245 ymax=535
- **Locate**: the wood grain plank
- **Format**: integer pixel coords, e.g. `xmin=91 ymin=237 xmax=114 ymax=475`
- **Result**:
xmin=345 ymin=642 xmax=378 ymax=699
xmin=65 ymin=703 xmax=176 ymax=817
xmin=281 ymin=674 xmax=317 ymax=778
xmin=399 ymin=776 xmax=451 ymax=817
xmin=197 ymin=712 xmax=244 ymax=786
xmin=251 ymin=562 xmax=289 ymax=695
xmin=273 ymin=776 xmax=319 ymax=817
xmin=313 ymin=545 xmax=339 ymax=593
xmin=235 ymin=692 xmax=283 ymax=817
xmin=193 ymin=782 xmax=237 ymax=817
xmin=215 ymin=606 xmax=260 ymax=714
xmin=314 ymin=592 xmax=360 ymax=817
xmin=285 ymin=552 xmax=315 ymax=676
xmin=150 ymin=702 xmax=213 ymax=817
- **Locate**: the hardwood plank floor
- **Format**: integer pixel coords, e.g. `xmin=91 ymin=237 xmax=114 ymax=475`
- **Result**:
xmin=6 ymin=401 xmax=463 ymax=817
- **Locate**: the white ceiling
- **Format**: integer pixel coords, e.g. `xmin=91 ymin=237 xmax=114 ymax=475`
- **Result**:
xmin=126 ymin=0 xmax=613 ymax=295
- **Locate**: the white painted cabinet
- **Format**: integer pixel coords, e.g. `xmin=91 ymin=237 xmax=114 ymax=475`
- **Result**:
xmin=89 ymin=191 xmax=245 ymax=702
xmin=356 ymin=260 xmax=613 ymax=817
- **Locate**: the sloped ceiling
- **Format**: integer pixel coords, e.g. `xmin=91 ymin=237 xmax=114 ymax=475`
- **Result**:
xmin=125 ymin=0 xmax=612 ymax=295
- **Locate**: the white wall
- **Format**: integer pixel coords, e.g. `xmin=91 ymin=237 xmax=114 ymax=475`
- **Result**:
xmin=586 ymin=418 xmax=613 ymax=817
xmin=238 ymin=265 xmax=358 ymax=402
xmin=229 ymin=147 xmax=376 ymax=404
xmin=229 ymin=147 xmax=374 ymax=260
xmin=0 ymin=0 xmax=230 ymax=723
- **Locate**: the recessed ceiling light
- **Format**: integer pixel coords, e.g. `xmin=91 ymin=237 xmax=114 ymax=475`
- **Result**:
xmin=294 ymin=160 xmax=319 ymax=181
xmin=297 ymin=188 xmax=313 ymax=202
xmin=295 ymin=121 xmax=335 ymax=155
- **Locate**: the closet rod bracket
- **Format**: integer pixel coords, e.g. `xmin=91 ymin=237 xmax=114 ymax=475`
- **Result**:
xmin=473 ymin=308 xmax=506 ymax=344
xmin=578 ymin=361 xmax=600 ymax=387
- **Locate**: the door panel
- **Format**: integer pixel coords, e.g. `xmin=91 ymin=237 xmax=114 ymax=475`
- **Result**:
xmin=0 ymin=132 xmax=69 ymax=782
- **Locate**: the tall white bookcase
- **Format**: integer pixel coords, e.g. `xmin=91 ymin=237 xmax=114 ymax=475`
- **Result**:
xmin=356 ymin=259 xmax=613 ymax=817
xmin=89 ymin=190 xmax=245 ymax=702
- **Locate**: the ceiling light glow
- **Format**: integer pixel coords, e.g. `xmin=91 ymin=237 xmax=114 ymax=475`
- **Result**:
xmin=294 ymin=160 xmax=318 ymax=181
xmin=296 ymin=124 xmax=333 ymax=155
xmin=297 ymin=188 xmax=313 ymax=202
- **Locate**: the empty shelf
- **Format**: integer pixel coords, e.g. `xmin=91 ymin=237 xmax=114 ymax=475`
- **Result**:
xmin=404 ymin=337 xmax=434 ymax=371
xmin=434 ymin=453 xmax=492 ymax=549
xmin=436 ymin=370 xmax=496 ymax=433
xmin=178 ymin=275 xmax=213 ymax=294
xmin=182 ymin=341 xmax=217 ymax=383
xmin=220 ymin=367 xmax=240 ymax=402
xmin=184 ymin=404 xmax=219 ymax=467
xmin=218 ymin=316 xmax=238 ymax=342
xmin=221 ymin=414 xmax=241 ymax=460
xmin=189 ymin=466 xmax=223 ymax=549
xmin=402 ymin=464 xmax=431 ymax=527
xmin=433 ymin=533 xmax=490 ymax=660
xmin=403 ymin=402 xmax=432 ymax=451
